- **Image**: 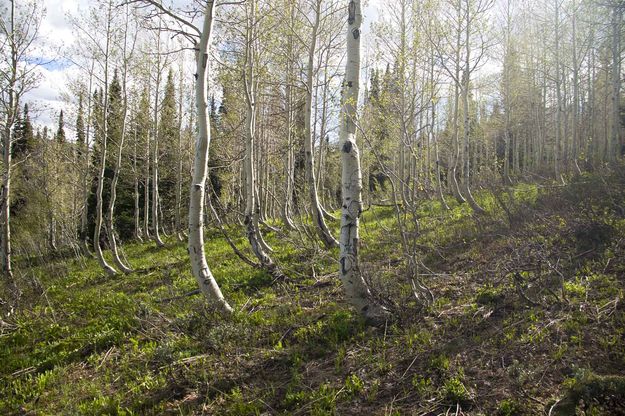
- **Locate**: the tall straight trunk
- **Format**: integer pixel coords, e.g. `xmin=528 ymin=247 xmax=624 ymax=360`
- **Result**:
xmin=50 ymin=141 xmax=60 ymax=251
xmin=106 ymin=13 xmax=133 ymax=274
xmin=175 ymin=68 xmax=184 ymax=240
xmin=451 ymin=81 xmax=465 ymax=202
xmin=430 ymin=49 xmax=449 ymax=210
xmin=554 ymin=0 xmax=562 ymax=181
xmin=612 ymin=4 xmax=622 ymax=160
xmin=451 ymin=0 xmax=466 ymax=203
xmin=93 ymin=2 xmax=117 ymax=276
xmin=2 ymin=0 xmax=18 ymax=279
xmin=283 ymin=76 xmax=296 ymax=228
xmin=316 ymin=46 xmax=331 ymax=193
xmin=604 ymin=67 xmax=610 ymax=161
xmin=305 ymin=0 xmax=338 ymax=248
xmin=398 ymin=0 xmax=410 ymax=207
xmin=589 ymin=30 xmax=597 ymax=165
xmin=1 ymin=126 xmax=12 ymax=280
xmin=152 ymin=24 xmax=165 ymax=247
xmin=503 ymin=0 xmax=513 ymax=183
xmin=1 ymin=48 xmax=14 ymax=279
xmin=571 ymin=0 xmax=581 ymax=173
xmin=540 ymin=48 xmax=548 ymax=167
xmin=338 ymin=0 xmax=387 ymax=324
xmin=282 ymin=0 xmax=296 ymax=229
xmin=243 ymin=0 xmax=278 ymax=273
xmin=461 ymin=0 xmax=485 ymax=214
xmin=81 ymin=66 xmax=95 ymax=250
xmin=143 ymin=109 xmax=151 ymax=239
xmin=188 ymin=0 xmax=232 ymax=313
xmin=133 ymin=127 xmax=142 ymax=240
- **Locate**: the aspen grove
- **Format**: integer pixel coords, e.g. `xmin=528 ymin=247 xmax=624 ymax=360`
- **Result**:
xmin=1 ymin=0 xmax=625 ymax=414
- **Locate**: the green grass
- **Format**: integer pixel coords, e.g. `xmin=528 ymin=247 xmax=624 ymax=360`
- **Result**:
xmin=2 ymin=171 xmax=625 ymax=415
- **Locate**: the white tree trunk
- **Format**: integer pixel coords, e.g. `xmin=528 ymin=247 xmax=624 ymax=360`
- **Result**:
xmin=305 ymin=0 xmax=338 ymax=249
xmin=338 ymin=0 xmax=387 ymax=324
xmin=176 ymin=66 xmax=185 ymax=241
xmin=612 ymin=4 xmax=622 ymax=160
xmin=242 ymin=0 xmax=280 ymax=275
xmin=2 ymin=112 xmax=14 ymax=280
xmin=107 ymin=11 xmax=133 ymax=274
xmin=93 ymin=2 xmax=118 ymax=276
xmin=133 ymin=127 xmax=142 ymax=241
xmin=143 ymin=116 xmax=151 ymax=239
xmin=554 ymin=0 xmax=562 ymax=181
xmin=430 ymin=50 xmax=449 ymax=211
xmin=188 ymin=0 xmax=232 ymax=313
xmin=451 ymin=0 xmax=466 ymax=204
xmin=152 ymin=22 xmax=166 ymax=247
xmin=461 ymin=0 xmax=485 ymax=214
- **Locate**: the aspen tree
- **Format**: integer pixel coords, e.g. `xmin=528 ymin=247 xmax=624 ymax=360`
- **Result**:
xmin=304 ymin=0 xmax=338 ymax=248
xmin=338 ymin=0 xmax=388 ymax=323
xmin=188 ymin=0 xmax=233 ymax=312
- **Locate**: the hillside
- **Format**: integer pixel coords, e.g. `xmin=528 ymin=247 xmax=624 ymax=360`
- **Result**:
xmin=2 ymin=168 xmax=625 ymax=415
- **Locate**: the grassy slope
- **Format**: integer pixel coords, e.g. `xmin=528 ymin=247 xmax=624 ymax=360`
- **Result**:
xmin=1 ymin=169 xmax=625 ymax=416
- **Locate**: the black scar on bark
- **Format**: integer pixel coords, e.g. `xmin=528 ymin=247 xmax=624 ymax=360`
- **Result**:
xmin=342 ymin=141 xmax=353 ymax=153
xmin=340 ymin=257 xmax=347 ymax=275
xmin=348 ymin=0 xmax=355 ymax=25
xmin=352 ymin=29 xmax=360 ymax=39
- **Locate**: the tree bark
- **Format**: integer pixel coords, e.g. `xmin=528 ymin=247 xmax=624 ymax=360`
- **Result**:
xmin=93 ymin=2 xmax=118 ymax=276
xmin=106 ymin=12 xmax=133 ymax=274
xmin=243 ymin=0 xmax=279 ymax=275
xmin=611 ymin=3 xmax=622 ymax=161
xmin=554 ymin=0 xmax=563 ymax=181
xmin=451 ymin=0 xmax=466 ymax=204
xmin=430 ymin=47 xmax=449 ymax=210
xmin=461 ymin=0 xmax=485 ymax=214
xmin=176 ymin=67 xmax=185 ymax=241
xmin=188 ymin=0 xmax=233 ymax=313
xmin=152 ymin=23 xmax=166 ymax=247
xmin=338 ymin=0 xmax=388 ymax=324
xmin=305 ymin=0 xmax=338 ymax=249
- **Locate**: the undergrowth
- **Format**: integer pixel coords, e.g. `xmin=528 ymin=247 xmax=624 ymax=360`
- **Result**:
xmin=1 ymin=167 xmax=624 ymax=415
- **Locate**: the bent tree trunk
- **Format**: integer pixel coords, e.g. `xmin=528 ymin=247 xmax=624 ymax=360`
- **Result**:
xmin=242 ymin=0 xmax=280 ymax=276
xmin=107 ymin=114 xmax=132 ymax=273
xmin=188 ymin=0 xmax=232 ymax=313
xmin=305 ymin=0 xmax=338 ymax=249
xmin=338 ymin=0 xmax=388 ymax=324
xmin=94 ymin=116 xmax=118 ymax=277
xmin=94 ymin=6 xmax=117 ymax=277
xmin=461 ymin=4 xmax=485 ymax=215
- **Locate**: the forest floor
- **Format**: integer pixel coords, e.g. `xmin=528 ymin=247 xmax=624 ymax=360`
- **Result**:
xmin=2 ymin=167 xmax=625 ymax=416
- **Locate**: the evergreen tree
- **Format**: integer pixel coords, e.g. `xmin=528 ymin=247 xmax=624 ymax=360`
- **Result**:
xmin=76 ymin=94 xmax=86 ymax=158
xmin=107 ymin=70 xmax=123 ymax=162
xmin=91 ymin=89 xmax=103 ymax=167
xmin=14 ymin=103 xmax=34 ymax=157
xmin=55 ymin=110 xmax=66 ymax=143
xmin=158 ymin=69 xmax=178 ymax=224
xmin=369 ymin=69 xmax=380 ymax=103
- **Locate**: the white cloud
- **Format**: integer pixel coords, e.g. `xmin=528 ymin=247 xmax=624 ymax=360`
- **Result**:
xmin=22 ymin=0 xmax=86 ymax=130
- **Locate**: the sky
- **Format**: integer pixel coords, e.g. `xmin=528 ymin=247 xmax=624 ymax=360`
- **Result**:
xmin=22 ymin=0 xmax=87 ymax=128
xmin=23 ymin=0 xmax=383 ymax=131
